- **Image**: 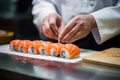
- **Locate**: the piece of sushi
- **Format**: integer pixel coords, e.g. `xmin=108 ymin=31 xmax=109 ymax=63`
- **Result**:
xmin=28 ymin=40 xmax=44 ymax=54
xmin=50 ymin=43 xmax=63 ymax=57
xmin=38 ymin=41 xmax=52 ymax=55
xmin=9 ymin=40 xmax=17 ymax=51
xmin=18 ymin=40 xmax=32 ymax=53
xmin=10 ymin=40 xmax=21 ymax=51
xmin=60 ymin=44 xmax=80 ymax=59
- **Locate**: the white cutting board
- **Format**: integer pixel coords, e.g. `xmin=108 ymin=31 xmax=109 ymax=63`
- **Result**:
xmin=0 ymin=45 xmax=97 ymax=63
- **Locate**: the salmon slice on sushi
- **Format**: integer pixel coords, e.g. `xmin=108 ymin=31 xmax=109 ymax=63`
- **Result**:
xmin=50 ymin=43 xmax=63 ymax=57
xmin=60 ymin=44 xmax=80 ymax=59
xmin=28 ymin=40 xmax=44 ymax=54
xmin=10 ymin=40 xmax=21 ymax=51
xmin=38 ymin=41 xmax=52 ymax=56
xmin=18 ymin=40 xmax=32 ymax=53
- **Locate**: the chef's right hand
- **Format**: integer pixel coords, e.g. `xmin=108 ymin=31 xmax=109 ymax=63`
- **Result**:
xmin=40 ymin=13 xmax=64 ymax=40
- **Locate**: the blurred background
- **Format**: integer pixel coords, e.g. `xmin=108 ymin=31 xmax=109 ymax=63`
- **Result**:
xmin=0 ymin=0 xmax=39 ymax=44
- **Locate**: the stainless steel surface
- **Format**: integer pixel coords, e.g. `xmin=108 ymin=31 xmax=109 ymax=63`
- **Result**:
xmin=0 ymin=52 xmax=120 ymax=80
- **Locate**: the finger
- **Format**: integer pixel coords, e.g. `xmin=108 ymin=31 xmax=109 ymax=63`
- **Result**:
xmin=44 ymin=20 xmax=58 ymax=39
xmin=43 ymin=25 xmax=58 ymax=40
xmin=41 ymin=17 xmax=56 ymax=39
xmin=41 ymin=25 xmax=51 ymax=38
xmin=62 ymin=24 xmax=80 ymax=42
xmin=60 ymin=20 xmax=75 ymax=39
xmin=68 ymin=31 xmax=86 ymax=43
xmin=49 ymin=18 xmax=58 ymax=35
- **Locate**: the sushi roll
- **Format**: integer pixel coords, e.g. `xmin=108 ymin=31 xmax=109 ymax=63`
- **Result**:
xmin=60 ymin=44 xmax=80 ymax=59
xmin=28 ymin=40 xmax=43 ymax=54
xmin=10 ymin=40 xmax=17 ymax=51
xmin=18 ymin=40 xmax=32 ymax=53
xmin=38 ymin=41 xmax=52 ymax=55
xmin=10 ymin=40 xmax=21 ymax=51
xmin=50 ymin=43 xmax=63 ymax=57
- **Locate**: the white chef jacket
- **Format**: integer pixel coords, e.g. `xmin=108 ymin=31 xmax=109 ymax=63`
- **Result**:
xmin=32 ymin=0 xmax=120 ymax=44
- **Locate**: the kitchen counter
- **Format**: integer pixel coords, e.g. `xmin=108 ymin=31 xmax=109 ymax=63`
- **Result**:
xmin=0 ymin=45 xmax=120 ymax=80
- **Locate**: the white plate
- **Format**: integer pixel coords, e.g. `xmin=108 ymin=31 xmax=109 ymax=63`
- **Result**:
xmin=0 ymin=45 xmax=97 ymax=63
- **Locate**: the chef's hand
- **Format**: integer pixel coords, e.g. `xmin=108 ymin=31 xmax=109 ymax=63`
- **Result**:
xmin=60 ymin=14 xmax=97 ymax=43
xmin=41 ymin=13 xmax=64 ymax=40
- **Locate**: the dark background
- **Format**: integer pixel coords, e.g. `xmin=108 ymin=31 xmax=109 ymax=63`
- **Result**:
xmin=0 ymin=0 xmax=39 ymax=41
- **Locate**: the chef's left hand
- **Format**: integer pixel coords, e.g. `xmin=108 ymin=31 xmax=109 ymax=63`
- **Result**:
xmin=60 ymin=14 xmax=97 ymax=43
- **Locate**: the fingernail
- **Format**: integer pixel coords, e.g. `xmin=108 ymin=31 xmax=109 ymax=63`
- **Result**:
xmin=62 ymin=39 xmax=66 ymax=43
xmin=56 ymin=32 xmax=58 ymax=35
xmin=59 ymin=34 xmax=62 ymax=38
xmin=61 ymin=40 xmax=65 ymax=43
xmin=61 ymin=39 xmax=64 ymax=42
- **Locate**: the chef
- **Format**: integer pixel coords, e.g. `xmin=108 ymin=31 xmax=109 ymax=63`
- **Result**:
xmin=32 ymin=0 xmax=120 ymax=50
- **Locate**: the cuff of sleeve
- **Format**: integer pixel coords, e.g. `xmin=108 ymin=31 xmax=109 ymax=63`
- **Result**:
xmin=91 ymin=27 xmax=101 ymax=44
xmin=90 ymin=7 xmax=120 ymax=44
xmin=90 ymin=9 xmax=109 ymax=44
xmin=90 ymin=10 xmax=106 ymax=44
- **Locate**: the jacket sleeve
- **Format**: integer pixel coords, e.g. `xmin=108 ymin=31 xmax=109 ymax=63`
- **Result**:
xmin=91 ymin=0 xmax=120 ymax=44
xmin=32 ymin=0 xmax=58 ymax=28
